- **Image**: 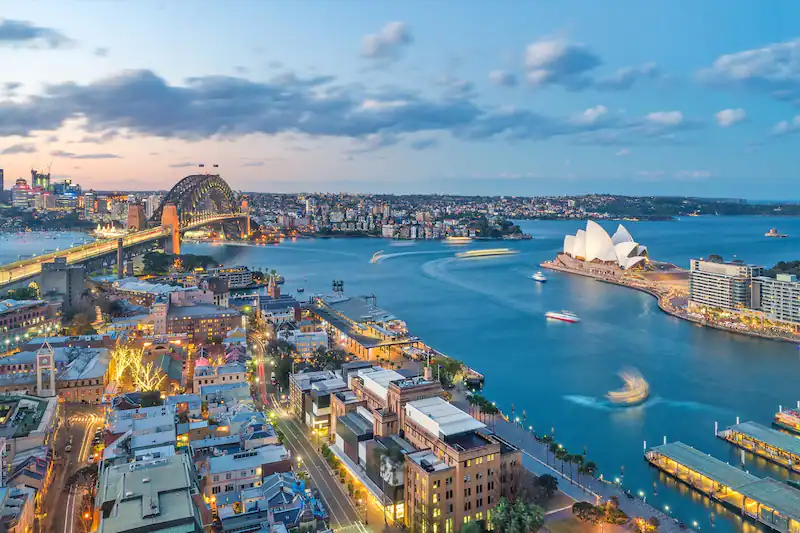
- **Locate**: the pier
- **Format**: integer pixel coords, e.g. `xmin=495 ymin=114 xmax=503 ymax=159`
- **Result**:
xmin=717 ymin=421 xmax=800 ymax=472
xmin=646 ymin=441 xmax=800 ymax=533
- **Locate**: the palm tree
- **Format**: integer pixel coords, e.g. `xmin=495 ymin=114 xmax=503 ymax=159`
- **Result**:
xmin=467 ymin=394 xmax=478 ymax=418
xmin=571 ymin=454 xmax=585 ymax=486
xmin=548 ymin=442 xmax=560 ymax=467
xmin=554 ymin=446 xmax=568 ymax=476
xmin=484 ymin=402 xmax=500 ymax=432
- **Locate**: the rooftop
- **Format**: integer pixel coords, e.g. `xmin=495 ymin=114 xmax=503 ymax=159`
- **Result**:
xmin=0 ymin=300 xmax=46 ymax=314
xmin=167 ymin=304 xmax=240 ymax=319
xmin=325 ymin=295 xmax=396 ymax=323
xmin=359 ymin=368 xmax=405 ymax=401
xmin=113 ymin=278 xmax=188 ymax=295
xmin=407 ymin=449 xmax=451 ymax=473
xmin=649 ymin=442 xmax=758 ymax=489
xmin=405 ymin=396 xmax=485 ymax=439
xmin=58 ymin=348 xmax=110 ymax=381
xmin=207 ymin=445 xmax=289 ymax=474
xmin=726 ymin=421 xmax=800 ymax=457
xmin=97 ymin=454 xmax=201 ymax=533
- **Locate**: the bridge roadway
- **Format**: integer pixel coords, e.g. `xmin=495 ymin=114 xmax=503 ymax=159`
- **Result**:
xmin=0 ymin=213 xmax=241 ymax=286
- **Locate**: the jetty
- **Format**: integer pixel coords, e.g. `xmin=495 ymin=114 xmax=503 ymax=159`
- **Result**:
xmin=717 ymin=420 xmax=800 ymax=472
xmin=646 ymin=441 xmax=800 ymax=533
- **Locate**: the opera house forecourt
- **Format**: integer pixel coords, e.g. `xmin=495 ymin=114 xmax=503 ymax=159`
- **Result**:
xmin=552 ymin=221 xmax=651 ymax=278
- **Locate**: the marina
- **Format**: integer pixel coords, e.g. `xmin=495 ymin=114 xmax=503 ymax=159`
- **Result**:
xmin=646 ymin=441 xmax=800 ymax=533
xmin=717 ymin=421 xmax=800 ymax=472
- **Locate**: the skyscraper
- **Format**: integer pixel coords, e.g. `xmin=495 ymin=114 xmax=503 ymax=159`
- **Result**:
xmin=0 ymin=168 xmax=4 ymax=204
xmin=31 ymin=169 xmax=50 ymax=191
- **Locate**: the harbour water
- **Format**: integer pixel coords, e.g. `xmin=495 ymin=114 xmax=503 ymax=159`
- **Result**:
xmin=7 ymin=216 xmax=800 ymax=533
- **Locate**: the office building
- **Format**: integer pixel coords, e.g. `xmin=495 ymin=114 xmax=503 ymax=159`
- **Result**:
xmin=30 ymin=169 xmax=50 ymax=191
xmin=41 ymin=257 xmax=86 ymax=314
xmin=96 ymin=454 xmax=205 ymax=533
xmin=11 ymin=178 xmax=29 ymax=209
xmin=689 ymin=258 xmax=763 ymax=310
xmin=203 ymin=445 xmax=291 ymax=498
xmin=752 ymin=273 xmax=800 ymax=326
xmin=206 ymin=266 xmax=254 ymax=289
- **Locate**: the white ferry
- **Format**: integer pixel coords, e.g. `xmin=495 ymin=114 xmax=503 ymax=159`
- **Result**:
xmin=456 ymin=248 xmax=518 ymax=259
xmin=607 ymin=370 xmax=649 ymax=406
xmin=532 ymin=271 xmax=547 ymax=282
xmin=93 ymin=224 xmax=127 ymax=239
xmin=445 ymin=236 xmax=473 ymax=244
xmin=775 ymin=408 xmax=800 ymax=435
xmin=545 ymin=310 xmax=580 ymax=323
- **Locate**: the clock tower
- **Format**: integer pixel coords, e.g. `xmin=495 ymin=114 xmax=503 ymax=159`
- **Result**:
xmin=36 ymin=341 xmax=56 ymax=397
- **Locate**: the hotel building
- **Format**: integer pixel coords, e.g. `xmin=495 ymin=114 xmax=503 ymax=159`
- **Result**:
xmin=689 ymin=258 xmax=763 ymax=310
xmin=752 ymin=273 xmax=800 ymax=326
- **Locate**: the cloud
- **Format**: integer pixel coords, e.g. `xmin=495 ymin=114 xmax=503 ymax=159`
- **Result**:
xmin=645 ymin=111 xmax=683 ymax=126
xmin=524 ymin=37 xmax=600 ymax=90
xmin=409 ymin=138 xmax=439 ymax=150
xmin=346 ymin=132 xmax=400 ymax=154
xmin=675 ymin=170 xmax=712 ymax=179
xmin=94 ymin=47 xmax=109 ymax=57
xmin=169 ymin=162 xmax=197 ymax=168
xmin=698 ymin=39 xmax=800 ymax=103
xmin=361 ymin=22 xmax=411 ymax=65
xmin=714 ymin=108 xmax=746 ymax=127
xmin=575 ymin=105 xmax=608 ymax=124
xmin=50 ymin=149 xmax=121 ymax=159
xmin=1 ymin=142 xmax=36 ymax=155
xmin=637 ymin=170 xmax=665 ymax=178
xmin=2 ymin=81 xmax=22 ymax=97
xmin=0 ymin=18 xmax=73 ymax=49
xmin=615 ymin=148 xmax=630 ymax=156
xmin=772 ymin=115 xmax=800 ymax=136
xmin=595 ymin=63 xmax=662 ymax=91
xmin=242 ymin=161 xmax=265 ymax=167
xmin=79 ymin=130 xmax=120 ymax=144
xmin=234 ymin=66 xmax=248 ymax=74
xmin=488 ymin=70 xmax=518 ymax=87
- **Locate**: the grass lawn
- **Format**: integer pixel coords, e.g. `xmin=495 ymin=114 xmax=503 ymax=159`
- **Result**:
xmin=546 ymin=517 xmax=630 ymax=533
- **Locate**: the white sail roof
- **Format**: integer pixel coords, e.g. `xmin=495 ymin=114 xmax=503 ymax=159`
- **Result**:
xmin=573 ymin=230 xmax=586 ymax=259
xmin=611 ymin=224 xmax=634 ymax=245
xmin=564 ymin=235 xmax=575 ymax=255
xmin=585 ymin=221 xmax=616 ymax=262
xmin=561 ymin=222 xmax=647 ymax=269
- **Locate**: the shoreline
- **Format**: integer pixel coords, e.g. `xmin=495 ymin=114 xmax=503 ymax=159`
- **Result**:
xmin=540 ymin=261 xmax=800 ymax=345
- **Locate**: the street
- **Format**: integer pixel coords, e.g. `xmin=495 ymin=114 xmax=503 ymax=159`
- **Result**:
xmin=43 ymin=405 xmax=102 ymax=533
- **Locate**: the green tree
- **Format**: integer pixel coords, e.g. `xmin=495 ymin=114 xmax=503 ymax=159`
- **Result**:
xmin=69 ymin=312 xmax=97 ymax=335
xmin=537 ymin=474 xmax=558 ymax=499
xmin=571 ymin=454 xmax=585 ymax=485
xmin=461 ymin=521 xmax=484 ymax=533
xmin=572 ymin=502 xmax=601 ymax=524
xmin=143 ymin=251 xmax=172 ymax=274
xmin=6 ymin=286 xmax=38 ymax=300
xmin=491 ymin=497 xmax=545 ymax=533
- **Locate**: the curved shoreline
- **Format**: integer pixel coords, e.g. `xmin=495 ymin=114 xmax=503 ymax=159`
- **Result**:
xmin=541 ymin=262 xmax=800 ymax=345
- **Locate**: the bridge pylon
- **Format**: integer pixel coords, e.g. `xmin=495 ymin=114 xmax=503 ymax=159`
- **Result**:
xmin=241 ymin=198 xmax=251 ymax=237
xmin=161 ymin=203 xmax=181 ymax=255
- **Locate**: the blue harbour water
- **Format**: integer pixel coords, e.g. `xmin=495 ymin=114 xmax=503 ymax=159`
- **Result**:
xmin=7 ymin=217 xmax=800 ymax=533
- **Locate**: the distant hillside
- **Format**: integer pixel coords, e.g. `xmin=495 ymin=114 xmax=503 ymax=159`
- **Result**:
xmin=764 ymin=261 xmax=800 ymax=278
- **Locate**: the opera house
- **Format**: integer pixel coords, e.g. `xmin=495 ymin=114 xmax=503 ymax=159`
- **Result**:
xmin=556 ymin=221 xmax=649 ymax=276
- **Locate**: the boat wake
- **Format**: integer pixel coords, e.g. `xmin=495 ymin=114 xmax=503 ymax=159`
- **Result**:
xmin=371 ymin=250 xmax=454 ymax=264
xmin=563 ymin=394 xmax=730 ymax=414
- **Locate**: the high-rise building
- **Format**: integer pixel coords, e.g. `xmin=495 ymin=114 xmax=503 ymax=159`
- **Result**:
xmin=83 ymin=191 xmax=96 ymax=217
xmin=11 ymin=178 xmax=30 ymax=208
xmin=30 ymin=169 xmax=50 ymax=191
xmin=752 ymin=273 xmax=800 ymax=326
xmin=689 ymin=258 xmax=763 ymax=310
xmin=144 ymin=194 xmax=163 ymax=218
xmin=41 ymin=257 xmax=86 ymax=314
xmin=0 ymin=168 xmax=4 ymax=203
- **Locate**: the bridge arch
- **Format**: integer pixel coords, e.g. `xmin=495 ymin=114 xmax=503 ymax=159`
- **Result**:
xmin=150 ymin=174 xmax=240 ymax=226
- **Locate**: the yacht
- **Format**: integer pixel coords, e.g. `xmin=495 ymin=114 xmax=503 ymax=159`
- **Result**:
xmin=774 ymin=408 xmax=800 ymax=435
xmin=607 ymin=370 xmax=649 ymax=406
xmin=532 ymin=272 xmax=547 ymax=282
xmin=765 ymin=228 xmax=788 ymax=238
xmin=456 ymin=248 xmax=518 ymax=259
xmin=544 ymin=310 xmax=580 ymax=323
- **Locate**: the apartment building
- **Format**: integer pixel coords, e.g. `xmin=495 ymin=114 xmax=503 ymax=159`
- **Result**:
xmin=0 ymin=300 xmax=61 ymax=351
xmin=689 ymin=258 xmax=763 ymax=310
xmin=193 ymin=363 xmax=247 ymax=392
xmin=752 ymin=273 xmax=800 ymax=326
xmin=403 ymin=397 xmax=521 ymax=533
xmin=206 ymin=266 xmax=254 ymax=289
xmin=203 ymin=445 xmax=291 ymax=498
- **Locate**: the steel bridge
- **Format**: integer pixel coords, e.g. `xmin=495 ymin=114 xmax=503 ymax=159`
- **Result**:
xmin=0 ymin=174 xmax=249 ymax=289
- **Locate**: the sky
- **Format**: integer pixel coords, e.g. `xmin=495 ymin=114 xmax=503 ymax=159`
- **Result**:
xmin=0 ymin=0 xmax=799 ymax=199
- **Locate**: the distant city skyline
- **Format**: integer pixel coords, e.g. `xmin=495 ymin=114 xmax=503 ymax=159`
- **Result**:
xmin=1 ymin=0 xmax=799 ymax=199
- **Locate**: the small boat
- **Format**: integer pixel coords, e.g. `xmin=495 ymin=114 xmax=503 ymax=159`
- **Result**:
xmin=765 ymin=228 xmax=788 ymax=238
xmin=532 ymin=271 xmax=547 ymax=282
xmin=774 ymin=408 xmax=800 ymax=435
xmin=456 ymin=248 xmax=518 ymax=259
xmin=607 ymin=369 xmax=649 ymax=406
xmin=445 ymin=236 xmax=473 ymax=244
xmin=296 ymin=288 xmax=305 ymax=293
xmin=545 ymin=310 xmax=580 ymax=323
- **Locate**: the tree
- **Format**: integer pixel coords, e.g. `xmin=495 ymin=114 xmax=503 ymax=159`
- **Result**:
xmin=648 ymin=516 xmax=660 ymax=530
xmin=132 ymin=361 xmax=166 ymax=391
xmin=548 ymin=442 xmax=560 ymax=467
xmin=143 ymin=251 xmax=171 ymax=274
xmin=492 ymin=497 xmax=545 ymax=533
xmin=6 ymin=286 xmax=38 ymax=300
xmin=110 ymin=343 xmax=141 ymax=384
xmin=537 ymin=474 xmax=558 ymax=499
xmin=571 ymin=454 xmax=585 ymax=485
xmin=69 ymin=312 xmax=97 ymax=336
xmin=461 ymin=521 xmax=483 ymax=533
xmin=572 ymin=502 xmax=601 ymax=524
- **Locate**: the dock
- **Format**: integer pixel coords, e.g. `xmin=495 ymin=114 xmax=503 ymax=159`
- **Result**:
xmin=646 ymin=441 xmax=800 ymax=533
xmin=718 ymin=421 xmax=800 ymax=472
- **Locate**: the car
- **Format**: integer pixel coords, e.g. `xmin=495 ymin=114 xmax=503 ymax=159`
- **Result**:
xmin=86 ymin=456 xmax=94 ymax=464
xmin=65 ymin=444 xmax=72 ymax=452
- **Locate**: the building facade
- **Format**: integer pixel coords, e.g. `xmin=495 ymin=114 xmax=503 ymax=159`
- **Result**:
xmin=752 ymin=273 xmax=800 ymax=326
xmin=41 ymin=257 xmax=86 ymax=314
xmin=689 ymin=259 xmax=763 ymax=310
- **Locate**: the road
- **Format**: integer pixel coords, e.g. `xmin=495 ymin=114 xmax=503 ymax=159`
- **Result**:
xmin=253 ymin=352 xmax=371 ymax=532
xmin=44 ymin=406 xmax=102 ymax=533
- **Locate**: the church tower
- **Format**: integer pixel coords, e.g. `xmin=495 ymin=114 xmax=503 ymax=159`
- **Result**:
xmin=36 ymin=341 xmax=56 ymax=397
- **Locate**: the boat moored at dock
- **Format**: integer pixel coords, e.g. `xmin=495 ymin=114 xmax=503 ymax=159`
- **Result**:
xmin=775 ymin=407 xmax=800 ymax=435
xmin=717 ymin=420 xmax=800 ymax=473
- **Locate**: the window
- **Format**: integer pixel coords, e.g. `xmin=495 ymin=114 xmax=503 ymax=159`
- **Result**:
xmin=433 ymin=494 xmax=439 ymax=504
xmin=211 ymin=486 xmax=221 ymax=494
xmin=464 ymin=516 xmax=471 ymax=524
xmin=477 ymin=498 xmax=483 ymax=508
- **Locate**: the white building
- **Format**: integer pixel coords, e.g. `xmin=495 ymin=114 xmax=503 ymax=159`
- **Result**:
xmin=689 ymin=258 xmax=763 ymax=310
xmin=562 ymin=221 xmax=647 ymax=269
xmin=204 ymin=445 xmax=290 ymax=497
xmin=753 ymin=273 xmax=800 ymax=326
xmin=277 ymin=330 xmax=328 ymax=357
xmin=192 ymin=363 xmax=247 ymax=392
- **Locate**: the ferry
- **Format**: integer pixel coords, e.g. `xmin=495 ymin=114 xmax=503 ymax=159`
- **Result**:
xmin=765 ymin=228 xmax=788 ymax=238
xmin=607 ymin=369 xmax=649 ymax=406
xmin=92 ymin=223 xmax=127 ymax=239
xmin=774 ymin=408 xmax=800 ymax=435
xmin=456 ymin=248 xmax=518 ymax=259
xmin=532 ymin=271 xmax=547 ymax=282
xmin=544 ymin=310 xmax=580 ymax=323
xmin=445 ymin=236 xmax=473 ymax=245
xmin=296 ymin=288 xmax=305 ymax=293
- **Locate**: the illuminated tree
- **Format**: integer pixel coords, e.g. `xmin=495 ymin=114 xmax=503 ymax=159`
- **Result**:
xmin=209 ymin=355 xmax=226 ymax=368
xmin=132 ymin=361 xmax=166 ymax=392
xmin=110 ymin=344 xmax=141 ymax=383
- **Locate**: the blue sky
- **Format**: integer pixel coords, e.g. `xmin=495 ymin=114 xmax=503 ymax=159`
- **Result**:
xmin=0 ymin=0 xmax=799 ymax=198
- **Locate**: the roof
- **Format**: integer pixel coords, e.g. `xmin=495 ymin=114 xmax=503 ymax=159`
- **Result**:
xmin=97 ymin=455 xmax=200 ymax=533
xmin=338 ymin=413 xmax=373 ymax=436
xmin=326 ymin=296 xmax=396 ymax=323
xmin=1 ymin=348 xmax=70 ymax=366
xmin=405 ymin=397 xmax=485 ymax=438
xmin=207 ymin=445 xmax=289 ymax=474
xmin=737 ymin=478 xmax=800 ymax=523
xmin=358 ymin=368 xmax=404 ymax=401
xmin=407 ymin=450 xmax=450 ymax=472
xmin=726 ymin=421 xmax=800 ymax=457
xmin=167 ymin=304 xmax=240 ymax=319
xmin=58 ymin=348 xmax=110 ymax=381
xmin=113 ymin=278 xmax=189 ymax=295
xmin=649 ymin=442 xmax=758 ymax=489
xmin=0 ymin=300 xmax=46 ymax=314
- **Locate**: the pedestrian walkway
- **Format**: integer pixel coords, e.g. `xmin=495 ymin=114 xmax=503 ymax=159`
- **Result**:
xmin=451 ymin=385 xmax=693 ymax=533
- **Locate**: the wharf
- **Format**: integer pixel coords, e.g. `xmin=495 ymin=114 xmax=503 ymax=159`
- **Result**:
xmin=646 ymin=441 xmax=800 ymax=533
xmin=718 ymin=421 xmax=800 ymax=472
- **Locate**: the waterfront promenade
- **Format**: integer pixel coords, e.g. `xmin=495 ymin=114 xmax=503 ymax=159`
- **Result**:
xmin=450 ymin=385 xmax=693 ymax=533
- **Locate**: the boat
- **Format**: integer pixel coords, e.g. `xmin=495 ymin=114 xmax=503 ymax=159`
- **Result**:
xmin=774 ymin=408 xmax=800 ymax=435
xmin=92 ymin=223 xmax=127 ymax=239
xmin=445 ymin=236 xmax=473 ymax=244
xmin=544 ymin=310 xmax=580 ymax=323
xmin=456 ymin=248 xmax=518 ymax=259
xmin=607 ymin=369 xmax=649 ymax=406
xmin=296 ymin=288 xmax=305 ymax=293
xmin=765 ymin=228 xmax=788 ymax=238
xmin=532 ymin=271 xmax=547 ymax=282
